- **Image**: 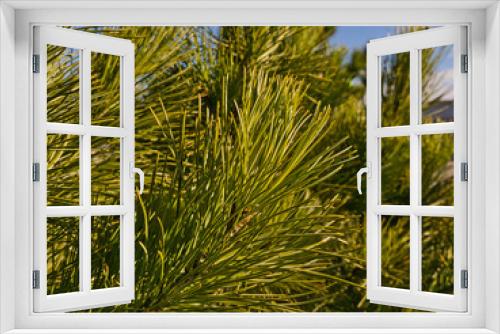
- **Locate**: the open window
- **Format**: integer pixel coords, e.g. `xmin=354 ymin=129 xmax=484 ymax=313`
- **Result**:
xmin=362 ymin=26 xmax=468 ymax=312
xmin=32 ymin=26 xmax=140 ymax=312
xmin=31 ymin=24 xmax=469 ymax=315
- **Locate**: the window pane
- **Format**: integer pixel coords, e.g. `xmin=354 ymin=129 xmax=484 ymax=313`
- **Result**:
xmin=381 ymin=136 xmax=410 ymax=205
xmin=421 ymin=134 xmax=454 ymax=206
xmin=91 ymin=216 xmax=120 ymax=289
xmin=421 ymin=45 xmax=454 ymax=123
xmin=91 ymin=52 xmax=121 ymax=127
xmin=47 ymin=134 xmax=80 ymax=206
xmin=381 ymin=215 xmax=410 ymax=289
xmin=47 ymin=45 xmax=80 ymax=124
xmin=91 ymin=137 xmax=121 ymax=205
xmin=381 ymin=52 xmax=410 ymax=127
xmin=421 ymin=217 xmax=454 ymax=294
xmin=47 ymin=217 xmax=80 ymax=295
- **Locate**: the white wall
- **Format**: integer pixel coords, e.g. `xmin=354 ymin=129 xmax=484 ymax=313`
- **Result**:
xmin=0 ymin=2 xmax=16 ymax=333
xmin=485 ymin=2 xmax=500 ymax=332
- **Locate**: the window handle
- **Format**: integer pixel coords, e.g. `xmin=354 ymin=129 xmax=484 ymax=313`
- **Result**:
xmin=357 ymin=163 xmax=371 ymax=195
xmin=130 ymin=162 xmax=145 ymax=195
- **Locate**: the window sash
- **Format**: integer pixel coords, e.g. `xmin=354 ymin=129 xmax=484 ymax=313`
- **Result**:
xmin=32 ymin=26 xmax=136 ymax=313
xmin=366 ymin=26 xmax=468 ymax=312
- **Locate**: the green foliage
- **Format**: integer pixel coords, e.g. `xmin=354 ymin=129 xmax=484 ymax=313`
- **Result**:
xmin=120 ymin=72 xmax=360 ymax=311
xmin=45 ymin=26 xmax=454 ymax=312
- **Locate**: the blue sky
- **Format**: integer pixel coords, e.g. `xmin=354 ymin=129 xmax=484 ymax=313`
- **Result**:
xmin=210 ymin=26 xmax=397 ymax=50
xmin=330 ymin=26 xmax=452 ymax=71
xmin=329 ymin=26 xmax=396 ymax=50
xmin=208 ymin=26 xmax=452 ymax=71
xmin=206 ymin=26 xmax=452 ymax=99
xmin=330 ymin=26 xmax=453 ymax=99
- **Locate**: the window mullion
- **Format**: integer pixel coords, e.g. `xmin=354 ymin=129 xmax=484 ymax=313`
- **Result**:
xmin=409 ymin=48 xmax=422 ymax=293
xmin=80 ymin=48 xmax=92 ymax=293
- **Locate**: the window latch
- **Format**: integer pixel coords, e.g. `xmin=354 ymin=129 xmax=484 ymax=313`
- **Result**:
xmin=130 ymin=162 xmax=145 ymax=195
xmin=356 ymin=162 xmax=371 ymax=195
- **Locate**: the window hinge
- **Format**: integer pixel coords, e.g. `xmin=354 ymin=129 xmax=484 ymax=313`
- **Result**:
xmin=461 ymin=269 xmax=468 ymax=289
xmin=32 ymin=163 xmax=40 ymax=182
xmin=32 ymin=270 xmax=40 ymax=289
xmin=461 ymin=162 xmax=468 ymax=182
xmin=461 ymin=54 xmax=468 ymax=73
xmin=32 ymin=54 xmax=40 ymax=73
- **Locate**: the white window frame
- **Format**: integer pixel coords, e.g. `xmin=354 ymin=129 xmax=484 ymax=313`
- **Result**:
xmin=0 ymin=1 xmax=499 ymax=333
xmin=33 ymin=26 xmax=136 ymax=312
xmin=366 ymin=26 xmax=468 ymax=312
